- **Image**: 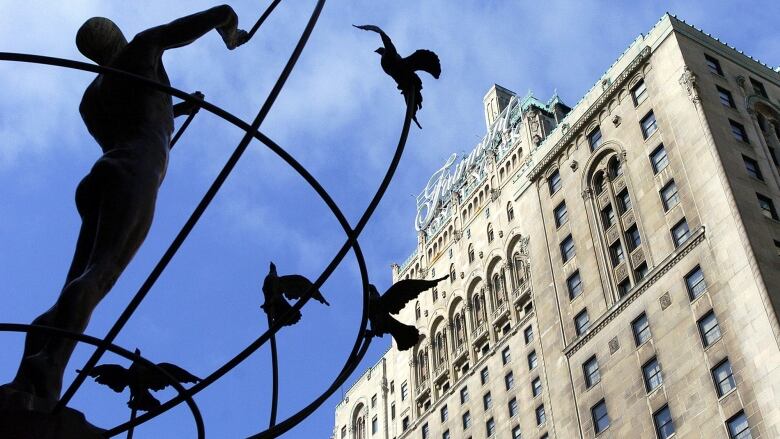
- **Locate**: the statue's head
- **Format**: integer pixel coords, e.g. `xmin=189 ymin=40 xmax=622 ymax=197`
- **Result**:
xmin=374 ymin=47 xmax=385 ymax=56
xmin=76 ymin=17 xmax=127 ymax=65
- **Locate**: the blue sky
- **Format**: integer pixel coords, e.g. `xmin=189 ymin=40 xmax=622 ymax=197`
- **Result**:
xmin=0 ymin=1 xmax=777 ymax=437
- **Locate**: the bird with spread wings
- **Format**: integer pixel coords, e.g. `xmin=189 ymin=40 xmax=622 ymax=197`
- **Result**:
xmin=81 ymin=348 xmax=200 ymax=412
xmin=354 ymin=24 xmax=441 ymax=129
xmin=261 ymin=262 xmax=329 ymax=327
xmin=368 ymin=276 xmax=448 ymax=351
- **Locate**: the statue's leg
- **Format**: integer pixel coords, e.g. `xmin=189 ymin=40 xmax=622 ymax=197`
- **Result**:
xmin=21 ymin=169 xmax=157 ymax=401
xmin=9 ymin=174 xmax=102 ymax=394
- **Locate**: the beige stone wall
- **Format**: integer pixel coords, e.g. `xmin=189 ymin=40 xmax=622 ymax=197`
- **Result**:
xmin=333 ymin=14 xmax=780 ymax=439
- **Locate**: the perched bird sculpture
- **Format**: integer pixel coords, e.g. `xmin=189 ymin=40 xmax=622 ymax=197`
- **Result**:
xmin=367 ymin=276 xmax=448 ymax=351
xmin=261 ymin=262 xmax=329 ymax=326
xmin=353 ymin=24 xmax=441 ymax=129
xmin=81 ymin=348 xmax=200 ymax=412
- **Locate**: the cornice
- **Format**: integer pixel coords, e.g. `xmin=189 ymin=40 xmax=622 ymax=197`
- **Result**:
xmin=528 ymin=46 xmax=652 ymax=182
xmin=564 ymin=226 xmax=705 ymax=358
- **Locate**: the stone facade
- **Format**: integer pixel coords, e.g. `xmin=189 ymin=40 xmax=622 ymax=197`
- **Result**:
xmin=332 ymin=14 xmax=780 ymax=439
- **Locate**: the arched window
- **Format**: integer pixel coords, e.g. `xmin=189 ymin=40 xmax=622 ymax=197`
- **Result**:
xmin=417 ymin=348 xmax=429 ymax=385
xmin=434 ymin=330 xmax=447 ymax=366
xmin=415 ymin=302 xmax=421 ymax=320
xmin=468 ymin=244 xmax=475 ymax=263
xmin=594 ymin=172 xmax=605 ymax=195
xmin=454 ymin=312 xmax=465 ymax=346
xmin=353 ymin=411 xmax=366 ymax=439
xmin=473 ymin=292 xmax=487 ymax=325
xmin=609 ymin=157 xmax=623 ymax=177
xmin=507 ymin=202 xmax=515 ymax=221
xmin=513 ymin=252 xmax=525 ymax=287
xmin=449 ymin=264 xmax=456 ymax=283
xmin=487 ymin=223 xmax=494 ymax=243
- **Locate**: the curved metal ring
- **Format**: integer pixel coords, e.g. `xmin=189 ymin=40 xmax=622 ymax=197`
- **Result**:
xmin=0 ymin=323 xmax=205 ymax=439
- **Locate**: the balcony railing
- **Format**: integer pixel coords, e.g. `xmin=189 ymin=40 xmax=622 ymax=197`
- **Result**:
xmin=492 ymin=301 xmax=509 ymax=322
xmin=433 ymin=362 xmax=448 ymax=382
xmin=512 ymin=285 xmax=530 ymax=304
xmin=452 ymin=344 xmax=468 ymax=365
xmin=471 ymin=323 xmax=489 ymax=343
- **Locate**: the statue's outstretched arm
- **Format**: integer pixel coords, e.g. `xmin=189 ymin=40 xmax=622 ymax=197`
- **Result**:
xmin=173 ymin=91 xmax=205 ymax=118
xmin=135 ymin=5 xmax=248 ymax=52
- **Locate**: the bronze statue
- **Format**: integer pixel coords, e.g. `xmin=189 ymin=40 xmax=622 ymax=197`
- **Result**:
xmin=261 ymin=262 xmax=330 ymax=327
xmin=6 ymin=5 xmax=248 ymax=403
xmin=353 ymin=24 xmax=441 ymax=128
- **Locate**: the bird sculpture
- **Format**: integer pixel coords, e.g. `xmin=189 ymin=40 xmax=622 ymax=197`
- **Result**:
xmin=353 ymin=24 xmax=441 ymax=129
xmin=80 ymin=348 xmax=200 ymax=412
xmin=367 ymin=275 xmax=448 ymax=351
xmin=261 ymin=262 xmax=329 ymax=326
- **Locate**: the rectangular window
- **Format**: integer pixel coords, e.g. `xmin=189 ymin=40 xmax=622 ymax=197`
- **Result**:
xmin=460 ymin=386 xmax=469 ymax=404
xmin=770 ymin=146 xmax=780 ymax=166
xmin=341 ymin=426 xmax=347 ymax=438
xmin=642 ymin=357 xmax=663 ymax=392
xmin=480 ymin=367 xmax=489 ymax=385
xmin=567 ymin=271 xmax=583 ymax=300
xmin=712 ymin=358 xmax=736 ymax=397
xmin=641 ymin=111 xmax=658 ymax=139
xmin=440 ymin=405 xmax=448 ymax=422
xmin=610 ymin=241 xmax=625 ymax=266
xmin=583 ymin=355 xmax=600 ymax=388
xmin=660 ymin=180 xmax=680 ymax=211
xmin=548 ymin=169 xmax=562 ymax=195
xmin=401 ymin=381 xmax=408 ymax=400
xmin=743 ymin=155 xmax=763 ymax=180
xmin=371 ymin=394 xmax=377 ymax=408
xmin=617 ymin=189 xmax=632 ymax=213
xmin=750 ymin=77 xmax=768 ymax=98
xmin=502 ymin=347 xmax=511 ymax=365
xmin=532 ymin=377 xmax=542 ymax=397
xmin=671 ymin=218 xmax=691 ymax=247
xmin=421 ymin=422 xmax=429 ymax=439
xmin=372 ymin=416 xmax=378 ymax=434
xmin=512 ymin=425 xmax=522 ymax=439
xmin=730 ymin=119 xmax=749 ymax=143
xmin=601 ymin=204 xmax=616 ymax=228
xmin=618 ymin=279 xmax=631 ymax=297
xmin=698 ymin=310 xmax=722 ymax=347
xmin=575 ymin=309 xmax=590 ymax=335
xmin=654 ymin=405 xmax=675 ymax=439
xmin=535 ymin=405 xmax=546 ymax=425
xmin=560 ymin=234 xmax=575 ymax=262
xmin=554 ymin=201 xmax=568 ymax=227
xmin=483 ymin=392 xmax=492 ymax=410
xmin=505 ymin=372 xmax=514 ymax=390
xmin=442 ymin=430 xmax=450 ymax=439
xmin=589 ymin=126 xmax=603 ymax=151
xmin=631 ymin=79 xmax=648 ymax=106
xmin=757 ymin=193 xmax=779 ymax=220
xmin=508 ymin=397 xmax=518 ymax=417
xmin=776 ymin=239 xmax=780 ymax=256
xmin=625 ymin=225 xmax=641 ymax=251
xmin=524 ymin=325 xmax=534 ymax=344
xmin=632 ymin=313 xmax=651 ymax=346
xmin=391 ymin=402 xmax=395 ymax=419
xmin=592 ymin=399 xmax=610 ymax=434
xmin=402 ymin=416 xmax=409 ymax=431
xmin=485 ymin=418 xmax=496 ymax=437
xmin=461 ymin=411 xmax=471 ymax=429
xmin=717 ymin=86 xmax=736 ymax=108
xmin=649 ymin=144 xmax=669 ymax=174
xmin=528 ymin=351 xmax=538 ymax=370
xmin=727 ymin=411 xmax=753 ymax=439
xmin=685 ymin=265 xmax=707 ymax=300
xmin=705 ymin=54 xmax=724 ymax=75
xmin=635 ymin=262 xmax=649 ymax=281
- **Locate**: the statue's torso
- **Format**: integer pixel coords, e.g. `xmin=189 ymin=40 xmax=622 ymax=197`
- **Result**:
xmin=79 ymin=39 xmax=173 ymax=181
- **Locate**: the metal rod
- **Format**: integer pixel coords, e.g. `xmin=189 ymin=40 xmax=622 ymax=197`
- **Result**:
xmin=268 ymin=314 xmax=279 ymax=430
xmin=248 ymin=0 xmax=284 ymax=40
xmin=170 ymin=110 xmax=197 ymax=149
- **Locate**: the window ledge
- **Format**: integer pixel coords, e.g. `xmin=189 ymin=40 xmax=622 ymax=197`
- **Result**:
xmin=643 ymin=127 xmax=660 ymax=143
xmin=717 ymin=387 xmax=737 ymax=402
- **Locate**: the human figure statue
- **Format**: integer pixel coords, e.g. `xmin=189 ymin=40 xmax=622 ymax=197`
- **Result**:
xmin=6 ymin=5 xmax=248 ymax=403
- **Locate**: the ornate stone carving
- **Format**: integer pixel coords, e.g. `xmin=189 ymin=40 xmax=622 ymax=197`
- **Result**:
xmin=679 ymin=66 xmax=700 ymax=103
xmin=623 ymin=210 xmax=635 ymax=227
xmin=478 ymin=251 xmax=483 ymax=259
xmin=598 ymin=191 xmax=610 ymax=208
xmin=581 ymin=188 xmax=593 ymax=200
xmin=630 ymin=247 xmax=645 ymax=266
xmin=532 ymin=134 xmax=542 ymax=146
xmin=615 ymin=263 xmax=628 ymax=281
xmin=735 ymin=75 xmax=746 ymax=89
xmin=498 ymin=230 xmax=504 ymax=238
xmin=609 ymin=337 xmax=620 ymax=354
xmin=612 ymin=114 xmax=621 ymax=127
xmin=518 ymin=236 xmax=530 ymax=256
xmin=570 ymin=160 xmax=578 ymax=171
xmin=491 ymin=188 xmax=500 ymax=201
xmin=613 ymin=176 xmax=626 ymax=192
xmin=659 ymin=292 xmax=672 ymax=310
xmin=606 ymin=226 xmax=619 ymax=244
